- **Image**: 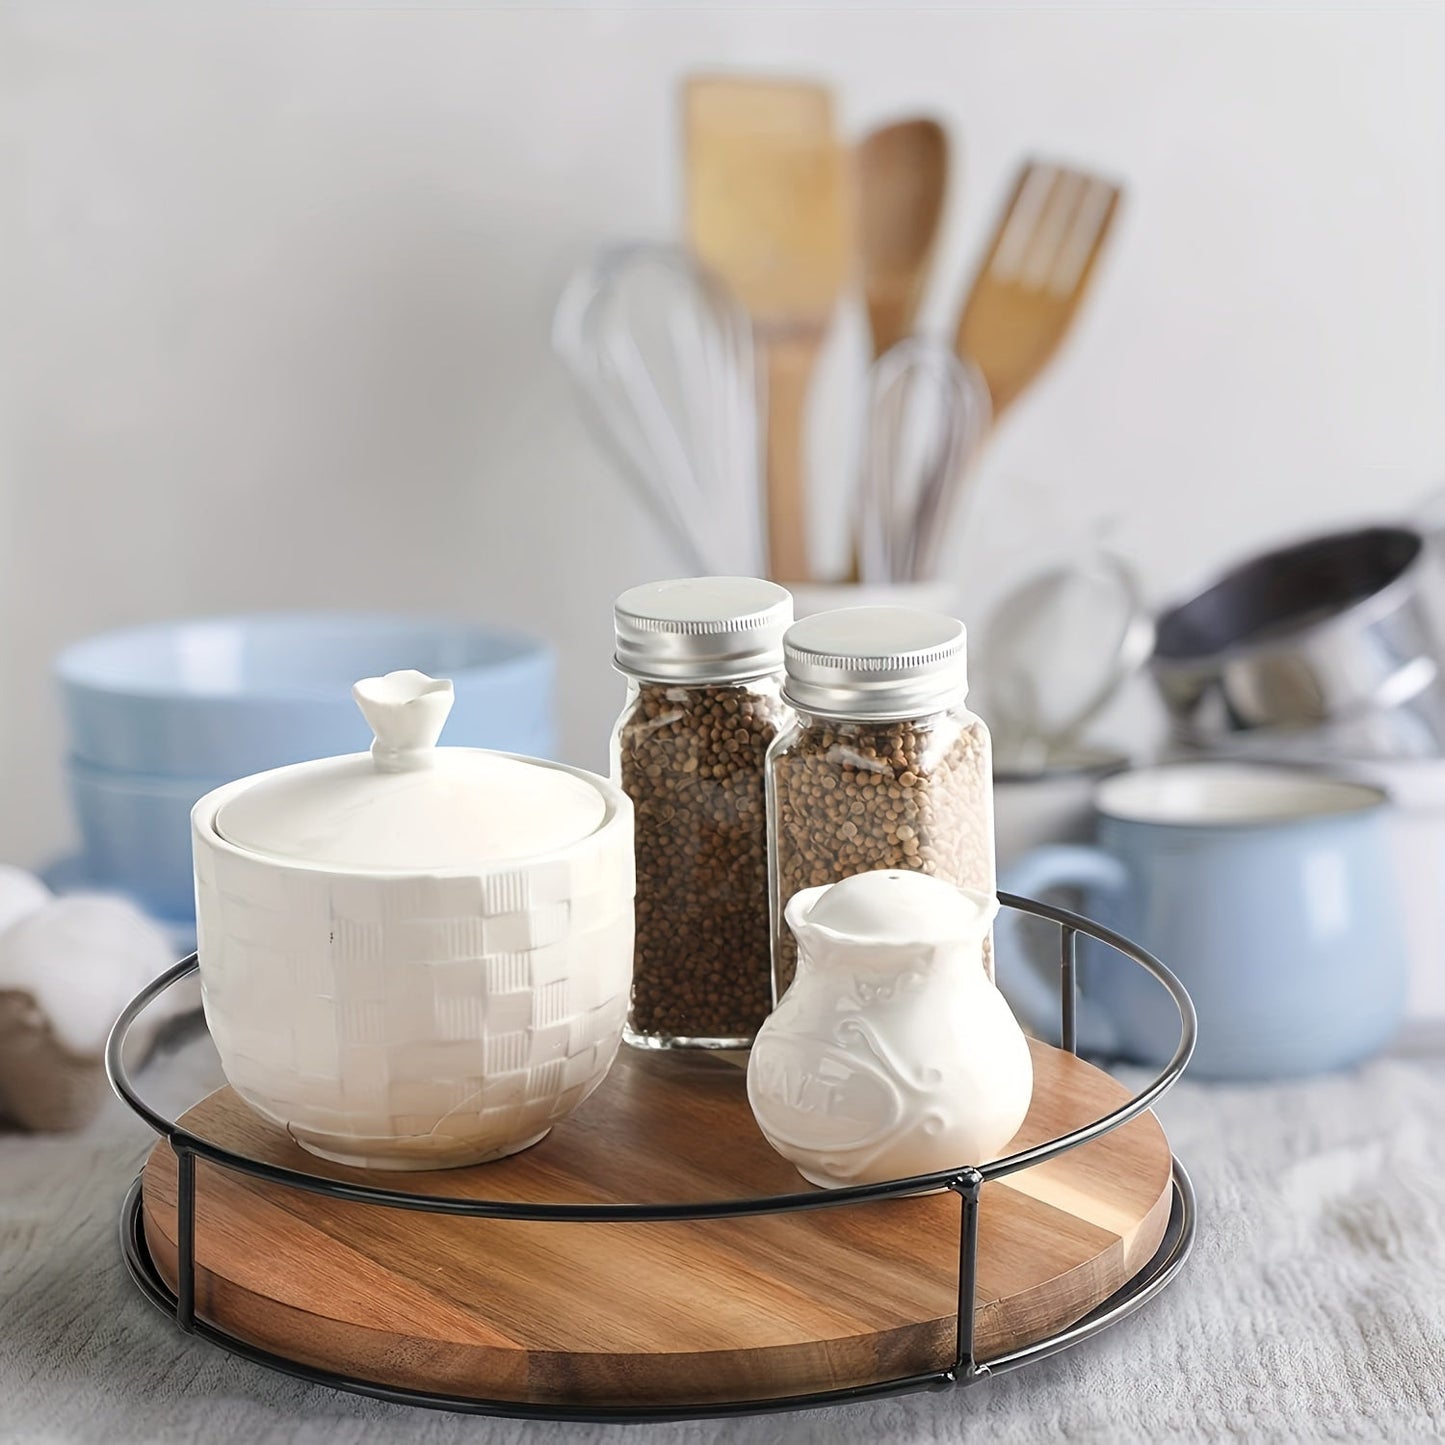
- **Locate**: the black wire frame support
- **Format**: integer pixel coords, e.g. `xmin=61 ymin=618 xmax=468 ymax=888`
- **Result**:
xmin=949 ymin=1166 xmax=987 ymax=1383
xmin=173 ymin=1143 xmax=196 ymax=1331
xmin=107 ymin=892 xmax=1198 ymax=1422
xmin=1061 ymin=924 xmax=1079 ymax=1055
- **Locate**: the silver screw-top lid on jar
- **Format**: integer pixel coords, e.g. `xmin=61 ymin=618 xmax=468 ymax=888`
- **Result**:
xmin=613 ymin=577 xmax=794 ymax=683
xmin=782 ymin=607 xmax=969 ymax=719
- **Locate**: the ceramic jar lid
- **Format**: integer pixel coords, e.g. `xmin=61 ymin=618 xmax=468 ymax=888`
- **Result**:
xmin=214 ymin=671 xmax=606 ymax=871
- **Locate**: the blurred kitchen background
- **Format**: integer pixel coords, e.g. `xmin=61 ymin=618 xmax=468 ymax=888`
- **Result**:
xmin=2 ymin=7 xmax=1442 ymax=908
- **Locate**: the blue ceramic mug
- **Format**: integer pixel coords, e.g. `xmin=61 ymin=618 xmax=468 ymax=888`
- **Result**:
xmin=997 ymin=762 xmax=1407 ymax=1079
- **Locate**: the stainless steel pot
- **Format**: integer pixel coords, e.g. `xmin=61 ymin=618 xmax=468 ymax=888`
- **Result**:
xmin=1151 ymin=526 xmax=1445 ymax=757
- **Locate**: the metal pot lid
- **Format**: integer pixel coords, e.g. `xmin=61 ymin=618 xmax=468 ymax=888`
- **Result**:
xmin=214 ymin=671 xmax=606 ymax=871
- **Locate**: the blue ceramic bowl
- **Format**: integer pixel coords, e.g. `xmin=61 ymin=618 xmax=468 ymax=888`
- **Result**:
xmin=56 ymin=613 xmax=556 ymax=778
xmin=66 ymin=760 xmax=215 ymax=921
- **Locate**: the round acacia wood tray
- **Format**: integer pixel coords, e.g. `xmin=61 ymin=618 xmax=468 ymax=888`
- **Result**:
xmin=110 ymin=895 xmax=1196 ymax=1422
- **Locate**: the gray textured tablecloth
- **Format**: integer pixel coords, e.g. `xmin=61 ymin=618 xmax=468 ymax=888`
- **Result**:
xmin=4 ymin=1025 xmax=1444 ymax=1445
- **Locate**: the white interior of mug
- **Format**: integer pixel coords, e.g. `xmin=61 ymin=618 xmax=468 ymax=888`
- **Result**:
xmin=1097 ymin=763 xmax=1385 ymax=826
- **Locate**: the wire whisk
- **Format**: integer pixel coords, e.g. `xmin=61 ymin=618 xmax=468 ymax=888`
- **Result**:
xmin=553 ymin=243 xmax=765 ymax=578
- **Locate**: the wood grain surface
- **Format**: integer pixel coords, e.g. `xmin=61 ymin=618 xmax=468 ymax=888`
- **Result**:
xmin=142 ymin=1040 xmax=1173 ymax=1408
xmin=682 ymin=74 xmax=849 ymax=584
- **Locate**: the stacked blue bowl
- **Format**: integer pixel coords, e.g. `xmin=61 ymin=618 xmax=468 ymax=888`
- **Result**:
xmin=56 ymin=614 xmax=556 ymax=927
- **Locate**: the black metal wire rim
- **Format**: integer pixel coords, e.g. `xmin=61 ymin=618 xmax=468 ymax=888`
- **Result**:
xmin=117 ymin=1160 xmax=1195 ymax=1423
xmin=104 ymin=893 xmax=1197 ymax=1221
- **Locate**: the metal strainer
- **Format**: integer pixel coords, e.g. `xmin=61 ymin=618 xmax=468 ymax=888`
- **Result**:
xmin=981 ymin=549 xmax=1153 ymax=771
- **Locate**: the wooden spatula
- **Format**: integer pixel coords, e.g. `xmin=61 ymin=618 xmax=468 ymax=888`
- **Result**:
xmin=954 ymin=160 xmax=1122 ymax=420
xmin=857 ymin=118 xmax=949 ymax=359
xmin=684 ymin=75 xmax=850 ymax=583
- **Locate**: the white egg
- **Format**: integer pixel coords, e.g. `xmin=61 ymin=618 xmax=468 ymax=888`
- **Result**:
xmin=0 ymin=866 xmax=52 ymax=939
xmin=0 ymin=893 xmax=174 ymax=1060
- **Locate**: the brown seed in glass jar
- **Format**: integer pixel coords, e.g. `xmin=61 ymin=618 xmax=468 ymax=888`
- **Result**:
xmin=770 ymin=716 xmax=994 ymax=995
xmin=619 ymin=681 xmax=784 ymax=1042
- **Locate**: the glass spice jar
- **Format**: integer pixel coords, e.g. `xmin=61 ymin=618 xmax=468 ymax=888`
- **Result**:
xmin=611 ymin=578 xmax=793 ymax=1048
xmin=767 ymin=607 xmax=996 ymax=998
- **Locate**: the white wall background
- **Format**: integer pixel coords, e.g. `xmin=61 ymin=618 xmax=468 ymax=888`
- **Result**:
xmin=2 ymin=1 xmax=1443 ymax=868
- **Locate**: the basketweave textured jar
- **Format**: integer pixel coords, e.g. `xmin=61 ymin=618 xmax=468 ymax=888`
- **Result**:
xmin=611 ymin=577 xmax=792 ymax=1048
xmin=192 ymin=670 xmax=634 ymax=1171
xmin=767 ymin=608 xmax=996 ymax=998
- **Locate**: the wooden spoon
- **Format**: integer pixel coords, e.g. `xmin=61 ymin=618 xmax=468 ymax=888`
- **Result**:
xmin=684 ymin=75 xmax=850 ymax=584
xmin=857 ymin=118 xmax=950 ymax=358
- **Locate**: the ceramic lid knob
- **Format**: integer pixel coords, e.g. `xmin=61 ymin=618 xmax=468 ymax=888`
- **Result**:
xmin=352 ymin=670 xmax=455 ymax=773
xmin=214 ymin=668 xmax=606 ymax=872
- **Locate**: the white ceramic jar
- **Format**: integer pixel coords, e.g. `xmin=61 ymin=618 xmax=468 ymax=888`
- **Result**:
xmin=748 ymin=870 xmax=1032 ymax=1188
xmin=191 ymin=670 xmax=634 ymax=1170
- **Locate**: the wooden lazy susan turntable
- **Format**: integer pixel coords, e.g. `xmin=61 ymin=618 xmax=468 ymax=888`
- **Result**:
xmin=112 ymin=896 xmax=1197 ymax=1423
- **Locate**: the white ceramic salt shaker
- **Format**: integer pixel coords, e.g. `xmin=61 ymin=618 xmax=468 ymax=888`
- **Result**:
xmin=747 ymin=870 xmax=1033 ymax=1188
